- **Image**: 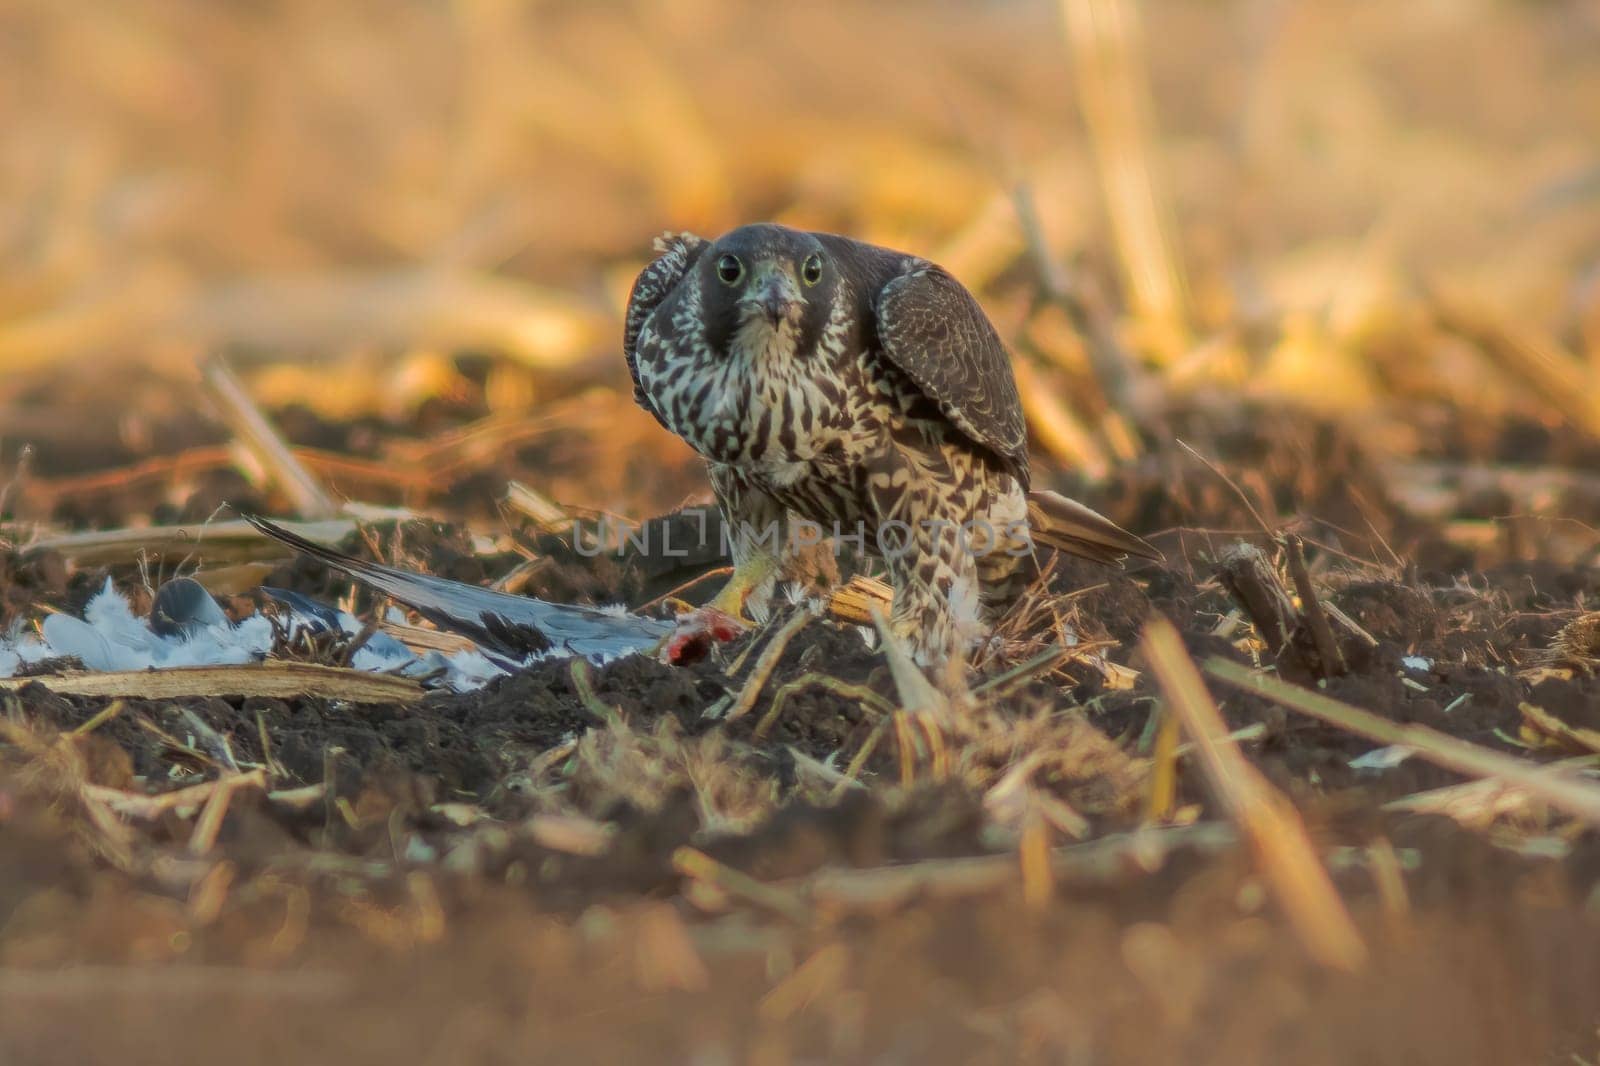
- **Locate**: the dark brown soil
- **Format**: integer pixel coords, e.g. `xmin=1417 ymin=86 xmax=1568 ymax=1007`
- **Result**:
xmin=5 ymin=408 xmax=1600 ymax=1062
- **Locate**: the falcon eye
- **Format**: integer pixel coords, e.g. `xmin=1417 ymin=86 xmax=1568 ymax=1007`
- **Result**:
xmin=715 ymin=254 xmax=744 ymax=286
xmin=801 ymin=253 xmax=824 ymax=286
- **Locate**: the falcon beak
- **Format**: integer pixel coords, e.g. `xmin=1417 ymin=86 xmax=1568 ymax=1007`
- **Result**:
xmin=743 ymin=267 xmax=803 ymax=326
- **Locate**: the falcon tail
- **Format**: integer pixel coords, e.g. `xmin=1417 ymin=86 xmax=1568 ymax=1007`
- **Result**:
xmin=1026 ymin=490 xmax=1161 ymax=567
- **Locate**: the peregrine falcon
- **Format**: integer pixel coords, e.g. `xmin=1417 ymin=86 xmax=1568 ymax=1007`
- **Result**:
xmin=625 ymin=222 xmax=1156 ymax=664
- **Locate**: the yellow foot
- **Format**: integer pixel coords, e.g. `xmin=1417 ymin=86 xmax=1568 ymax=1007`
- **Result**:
xmin=704 ymin=552 xmax=781 ymax=623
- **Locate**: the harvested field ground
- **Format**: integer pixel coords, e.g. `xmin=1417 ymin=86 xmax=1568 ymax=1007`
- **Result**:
xmin=4 ymin=1 xmax=1600 ymax=1063
xmin=5 ymin=413 xmax=1600 ymax=1064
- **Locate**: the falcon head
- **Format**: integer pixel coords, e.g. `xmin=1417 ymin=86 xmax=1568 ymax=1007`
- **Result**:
xmin=700 ymin=223 xmax=836 ymax=357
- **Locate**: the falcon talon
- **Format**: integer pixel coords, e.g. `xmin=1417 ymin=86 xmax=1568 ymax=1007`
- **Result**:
xmin=625 ymin=222 xmax=1156 ymax=667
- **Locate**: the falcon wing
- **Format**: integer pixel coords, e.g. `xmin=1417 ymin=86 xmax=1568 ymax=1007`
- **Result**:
xmin=874 ymin=264 xmax=1030 ymax=487
xmin=624 ymin=231 xmax=707 ymax=428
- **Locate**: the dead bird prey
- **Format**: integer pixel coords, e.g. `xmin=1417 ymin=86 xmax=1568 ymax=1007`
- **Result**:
xmin=243 ymin=515 xmax=671 ymax=665
xmin=625 ymin=222 xmax=1157 ymax=664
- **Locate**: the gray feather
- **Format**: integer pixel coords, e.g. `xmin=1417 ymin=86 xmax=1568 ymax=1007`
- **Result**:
xmin=244 ymin=515 xmax=670 ymax=662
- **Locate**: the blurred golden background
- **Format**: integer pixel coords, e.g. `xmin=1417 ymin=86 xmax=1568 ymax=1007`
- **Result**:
xmin=2 ymin=0 xmax=1599 ymax=540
